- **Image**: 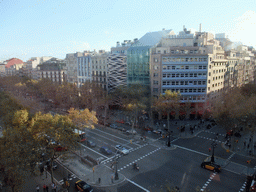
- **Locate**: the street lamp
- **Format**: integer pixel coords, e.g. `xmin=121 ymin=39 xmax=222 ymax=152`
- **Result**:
xmin=211 ymin=140 xmax=217 ymax=162
xmin=114 ymin=156 xmax=119 ymax=180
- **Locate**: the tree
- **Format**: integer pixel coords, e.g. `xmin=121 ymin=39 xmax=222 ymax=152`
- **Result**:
xmin=67 ymin=108 xmax=98 ymax=129
xmin=153 ymin=90 xmax=180 ymax=146
xmin=31 ymin=112 xmax=80 ymax=183
xmin=113 ymin=83 xmax=149 ymax=130
xmin=0 ymin=110 xmax=41 ymax=191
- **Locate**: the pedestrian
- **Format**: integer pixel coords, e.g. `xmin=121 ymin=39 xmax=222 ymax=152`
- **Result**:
xmin=43 ymin=184 xmax=47 ymax=192
xmin=36 ymin=185 xmax=40 ymax=192
xmin=244 ymin=141 xmax=246 ymax=148
xmin=46 ymin=185 xmax=49 ymax=192
xmin=250 ymin=138 xmax=252 ymax=143
xmin=98 ymin=178 xmax=101 ymax=184
xmin=209 ymin=147 xmax=211 ymax=152
xmin=111 ymin=175 xmax=114 ymax=183
xmin=248 ymin=144 xmax=250 ymax=149
xmin=51 ymin=183 xmax=56 ymax=192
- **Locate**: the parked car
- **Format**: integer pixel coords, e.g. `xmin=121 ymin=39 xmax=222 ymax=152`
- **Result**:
xmin=144 ymin=127 xmax=153 ymax=131
xmin=115 ymin=145 xmax=129 ymax=155
xmin=86 ymin=140 xmax=96 ymax=148
xmin=153 ymin=129 xmax=162 ymax=134
xmin=110 ymin=124 xmax=118 ymax=129
xmin=75 ymin=180 xmax=93 ymax=192
xmin=116 ymin=120 xmax=125 ymax=124
xmin=234 ymin=132 xmax=241 ymax=138
xmin=100 ymin=146 xmax=112 ymax=155
xmin=126 ymin=130 xmax=137 ymax=135
xmin=125 ymin=121 xmax=132 ymax=126
xmin=117 ymin=127 xmax=126 ymax=132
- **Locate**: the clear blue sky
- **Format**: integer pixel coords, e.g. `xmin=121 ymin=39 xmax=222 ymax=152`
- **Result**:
xmin=0 ymin=0 xmax=255 ymax=61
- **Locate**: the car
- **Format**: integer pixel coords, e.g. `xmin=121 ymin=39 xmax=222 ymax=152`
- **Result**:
xmin=116 ymin=120 xmax=125 ymax=124
xmin=86 ymin=140 xmax=96 ymax=148
xmin=153 ymin=129 xmax=162 ymax=134
xmin=201 ymin=161 xmax=221 ymax=173
xmin=125 ymin=121 xmax=132 ymax=126
xmin=75 ymin=180 xmax=93 ymax=192
xmin=234 ymin=132 xmax=241 ymax=137
xmin=117 ymin=127 xmax=126 ymax=132
xmin=226 ymin=130 xmax=233 ymax=136
xmin=110 ymin=124 xmax=118 ymax=129
xmin=115 ymin=145 xmax=129 ymax=155
xmin=100 ymin=146 xmax=112 ymax=155
xmin=126 ymin=130 xmax=137 ymax=135
xmin=144 ymin=127 xmax=153 ymax=131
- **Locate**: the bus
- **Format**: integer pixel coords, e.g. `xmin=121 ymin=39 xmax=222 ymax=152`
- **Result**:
xmin=74 ymin=129 xmax=87 ymax=142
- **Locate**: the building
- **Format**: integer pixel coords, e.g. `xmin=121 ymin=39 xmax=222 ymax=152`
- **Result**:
xmin=91 ymin=50 xmax=109 ymax=90
xmin=127 ymin=29 xmax=175 ymax=89
xmin=150 ymin=26 xmax=227 ymax=118
xmin=4 ymin=58 xmax=24 ymax=76
xmin=38 ymin=58 xmax=67 ymax=84
xmin=66 ymin=53 xmax=78 ymax=84
xmin=107 ymin=40 xmax=135 ymax=92
xmin=77 ymin=51 xmax=93 ymax=87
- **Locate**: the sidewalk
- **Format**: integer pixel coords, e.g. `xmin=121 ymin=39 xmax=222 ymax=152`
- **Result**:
xmin=59 ymin=152 xmax=126 ymax=192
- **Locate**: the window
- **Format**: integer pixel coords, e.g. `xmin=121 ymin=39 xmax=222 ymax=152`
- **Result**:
xmin=185 ymin=89 xmax=188 ymax=92
xmin=193 ymin=89 xmax=197 ymax=92
xmin=190 ymin=73 xmax=193 ymax=77
xmin=185 ymin=73 xmax=188 ymax=77
xmin=208 ymin=87 xmax=210 ymax=91
xmin=172 ymin=74 xmax=175 ymax=77
xmin=202 ymin=81 xmax=206 ymax=85
xmin=163 ymin=66 xmax=167 ymax=70
xmin=172 ymin=66 xmax=176 ymax=70
xmin=176 ymin=81 xmax=179 ymax=85
xmin=180 ymin=89 xmax=184 ymax=93
xmin=180 ymin=81 xmax=184 ymax=85
xmin=185 ymin=81 xmax=188 ymax=85
xmin=189 ymin=89 xmax=192 ymax=92
xmin=199 ymin=66 xmax=202 ymax=69
xmin=194 ymin=81 xmax=197 ymax=85
xmin=198 ymin=81 xmax=201 ymax=85
xmin=153 ymin=88 xmax=158 ymax=93
xmin=181 ymin=73 xmax=184 ymax=77
xmin=167 ymin=81 xmax=170 ymax=85
xmin=163 ymin=73 xmax=166 ymax=78
xmin=194 ymin=73 xmax=197 ymax=77
xmin=153 ymin=80 xmax=158 ymax=85
xmin=203 ymin=66 xmax=206 ymax=69
xmin=209 ymin=72 xmax=211 ymax=76
xmin=189 ymin=81 xmax=193 ymax=84
xmin=209 ymin=65 xmax=211 ymax=69
xmin=198 ymin=89 xmax=201 ymax=92
xmin=202 ymin=88 xmax=205 ymax=92
xmin=154 ymin=73 xmax=158 ymax=77
xmin=185 ymin=66 xmax=189 ymax=69
xmin=213 ymin=77 xmax=215 ymax=81
xmin=163 ymin=81 xmax=167 ymax=85
xmin=176 ymin=73 xmax=180 ymax=77
xmin=172 ymin=81 xmax=175 ymax=85
xmin=154 ymin=66 xmax=158 ymax=70
xmin=154 ymin=58 xmax=158 ymax=63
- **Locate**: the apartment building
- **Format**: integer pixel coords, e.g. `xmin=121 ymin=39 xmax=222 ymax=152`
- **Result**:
xmin=91 ymin=50 xmax=109 ymax=90
xmin=65 ymin=53 xmax=78 ymax=84
xmin=107 ymin=40 xmax=135 ymax=92
xmin=4 ymin=58 xmax=24 ymax=76
xmin=77 ymin=51 xmax=93 ymax=87
xmin=38 ymin=58 xmax=67 ymax=84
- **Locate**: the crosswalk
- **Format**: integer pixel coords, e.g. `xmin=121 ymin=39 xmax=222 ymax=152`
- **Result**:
xmin=58 ymin=174 xmax=76 ymax=185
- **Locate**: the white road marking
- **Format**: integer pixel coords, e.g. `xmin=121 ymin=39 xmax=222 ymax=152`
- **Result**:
xmin=126 ymin=178 xmax=150 ymax=192
xmin=200 ymin=173 xmax=216 ymax=191
xmin=92 ymin=128 xmax=141 ymax=146
xmin=79 ymin=143 xmax=108 ymax=158
xmin=175 ymin=145 xmax=209 ymax=157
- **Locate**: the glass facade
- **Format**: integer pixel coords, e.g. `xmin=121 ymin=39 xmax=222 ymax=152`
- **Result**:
xmin=127 ymin=46 xmax=151 ymax=86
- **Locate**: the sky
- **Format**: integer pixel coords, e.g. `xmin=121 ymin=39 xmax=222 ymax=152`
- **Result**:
xmin=0 ymin=0 xmax=256 ymax=62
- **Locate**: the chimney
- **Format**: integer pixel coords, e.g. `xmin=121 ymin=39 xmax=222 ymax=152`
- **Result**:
xmin=116 ymin=41 xmax=120 ymax=47
xmin=199 ymin=23 xmax=202 ymax=32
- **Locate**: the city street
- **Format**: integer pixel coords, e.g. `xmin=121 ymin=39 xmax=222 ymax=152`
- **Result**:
xmin=45 ymin=119 xmax=256 ymax=192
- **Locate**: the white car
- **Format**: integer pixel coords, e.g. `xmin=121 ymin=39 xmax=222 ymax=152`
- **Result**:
xmin=115 ymin=145 xmax=129 ymax=155
xmin=126 ymin=130 xmax=137 ymax=135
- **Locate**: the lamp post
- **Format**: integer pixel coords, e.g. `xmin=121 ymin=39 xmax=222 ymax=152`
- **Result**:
xmin=114 ymin=156 xmax=119 ymax=180
xmin=211 ymin=140 xmax=217 ymax=162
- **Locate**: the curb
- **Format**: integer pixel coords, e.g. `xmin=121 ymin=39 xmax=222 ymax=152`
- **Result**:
xmin=87 ymin=175 xmax=127 ymax=188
